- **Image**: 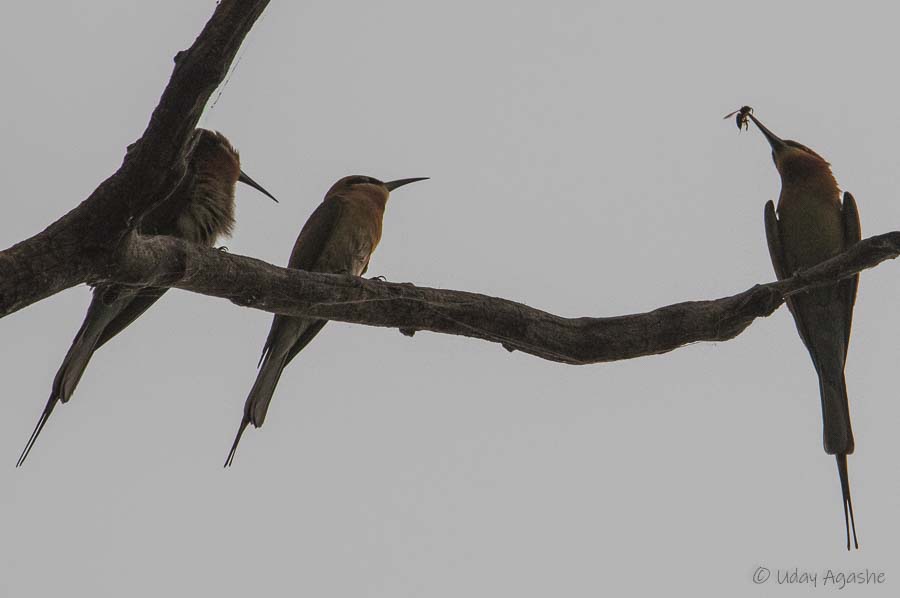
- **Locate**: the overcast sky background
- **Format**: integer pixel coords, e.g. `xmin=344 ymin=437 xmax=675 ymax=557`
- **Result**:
xmin=2 ymin=1 xmax=899 ymax=596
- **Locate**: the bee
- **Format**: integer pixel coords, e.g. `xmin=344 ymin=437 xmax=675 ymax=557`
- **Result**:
xmin=724 ymin=106 xmax=753 ymax=131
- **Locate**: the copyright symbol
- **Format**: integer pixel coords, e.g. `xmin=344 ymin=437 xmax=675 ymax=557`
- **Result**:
xmin=753 ymin=566 xmax=771 ymax=584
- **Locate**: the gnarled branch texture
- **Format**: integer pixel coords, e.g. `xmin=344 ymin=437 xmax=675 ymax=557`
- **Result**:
xmin=105 ymin=230 xmax=900 ymax=366
xmin=0 ymin=0 xmax=896 ymax=370
xmin=0 ymin=0 xmax=269 ymax=316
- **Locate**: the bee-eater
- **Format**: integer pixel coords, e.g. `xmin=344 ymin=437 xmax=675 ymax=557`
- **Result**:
xmin=747 ymin=112 xmax=862 ymax=549
xmin=224 ymin=175 xmax=428 ymax=466
xmin=17 ymin=129 xmax=278 ymax=466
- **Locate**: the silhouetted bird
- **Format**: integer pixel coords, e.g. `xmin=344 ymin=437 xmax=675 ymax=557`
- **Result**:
xmin=224 ymin=175 xmax=428 ymax=466
xmin=17 ymin=129 xmax=278 ymax=466
xmin=747 ymin=112 xmax=862 ymax=549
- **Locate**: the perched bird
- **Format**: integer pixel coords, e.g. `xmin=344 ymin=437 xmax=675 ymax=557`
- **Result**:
xmin=224 ymin=175 xmax=428 ymax=466
xmin=17 ymin=129 xmax=278 ymax=466
xmin=746 ymin=112 xmax=862 ymax=549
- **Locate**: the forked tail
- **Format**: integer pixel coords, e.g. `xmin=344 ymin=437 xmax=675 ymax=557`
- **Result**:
xmin=223 ymin=353 xmax=287 ymax=467
xmin=836 ymin=454 xmax=859 ymax=550
xmin=17 ymin=299 xmax=119 ymax=465
xmin=224 ymin=418 xmax=250 ymax=467
xmin=16 ymin=397 xmax=58 ymax=467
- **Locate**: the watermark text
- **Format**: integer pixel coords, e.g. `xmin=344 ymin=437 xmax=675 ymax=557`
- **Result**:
xmin=753 ymin=566 xmax=885 ymax=589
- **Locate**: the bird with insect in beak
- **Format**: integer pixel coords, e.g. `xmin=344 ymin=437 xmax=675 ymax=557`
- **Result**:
xmin=735 ymin=109 xmax=862 ymax=550
xmin=224 ymin=175 xmax=428 ymax=466
xmin=17 ymin=129 xmax=279 ymax=466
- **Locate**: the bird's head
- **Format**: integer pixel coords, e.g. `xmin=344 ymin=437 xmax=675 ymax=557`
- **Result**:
xmin=747 ymin=114 xmax=833 ymax=182
xmin=327 ymin=175 xmax=428 ymax=205
xmin=192 ymin=129 xmax=278 ymax=202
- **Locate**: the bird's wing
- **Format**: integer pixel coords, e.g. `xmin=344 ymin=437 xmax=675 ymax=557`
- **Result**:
xmin=764 ymin=200 xmax=789 ymax=280
xmin=137 ymin=166 xmax=196 ymax=235
xmin=285 ymin=319 xmax=328 ymax=366
xmin=288 ymin=197 xmax=345 ymax=270
xmin=839 ymin=192 xmax=861 ymax=353
xmin=226 ymin=198 xmax=347 ymax=465
xmin=256 ymin=316 xmax=328 ymax=369
xmin=95 ymin=287 xmax=168 ymax=349
xmin=269 ymin=198 xmax=342 ymax=363
xmin=765 ymin=200 xmax=817 ymax=352
xmin=252 ymin=198 xmax=343 ymax=368
xmin=226 ymin=316 xmax=327 ymax=465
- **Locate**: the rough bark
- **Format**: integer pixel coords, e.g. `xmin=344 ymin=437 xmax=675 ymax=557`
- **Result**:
xmin=0 ymin=0 xmax=896 ymax=369
xmin=0 ymin=0 xmax=269 ymax=316
xmin=104 ymin=230 xmax=900 ymax=366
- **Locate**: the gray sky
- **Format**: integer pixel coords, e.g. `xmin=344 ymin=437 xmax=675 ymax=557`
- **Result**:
xmin=2 ymin=1 xmax=898 ymax=595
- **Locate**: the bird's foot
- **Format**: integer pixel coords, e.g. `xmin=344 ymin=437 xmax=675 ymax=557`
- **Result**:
xmin=217 ymin=245 xmax=229 ymax=252
xmin=341 ymin=273 xmax=366 ymax=288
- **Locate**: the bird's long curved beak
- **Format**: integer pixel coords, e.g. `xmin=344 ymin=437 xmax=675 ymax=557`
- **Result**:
xmin=238 ymin=170 xmax=279 ymax=203
xmin=384 ymin=177 xmax=429 ymax=191
xmin=748 ymin=114 xmax=787 ymax=151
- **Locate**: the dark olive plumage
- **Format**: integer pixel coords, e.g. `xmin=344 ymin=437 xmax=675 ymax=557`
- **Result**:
xmin=750 ymin=113 xmax=862 ymax=550
xmin=224 ymin=175 xmax=427 ymax=466
xmin=17 ymin=129 xmax=277 ymax=466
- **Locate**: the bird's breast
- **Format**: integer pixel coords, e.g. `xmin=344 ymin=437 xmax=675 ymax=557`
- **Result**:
xmin=316 ymin=200 xmax=384 ymax=276
xmin=777 ymin=185 xmax=843 ymax=271
xmin=175 ymin=177 xmax=237 ymax=245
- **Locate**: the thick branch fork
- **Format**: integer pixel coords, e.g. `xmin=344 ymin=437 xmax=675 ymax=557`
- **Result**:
xmin=105 ymin=231 xmax=900 ymax=366
xmin=0 ymin=0 xmax=896 ymax=369
xmin=0 ymin=0 xmax=269 ymax=316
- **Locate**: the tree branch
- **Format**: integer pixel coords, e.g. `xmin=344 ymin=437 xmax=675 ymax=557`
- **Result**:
xmin=2 ymin=0 xmax=896 ymax=373
xmin=0 ymin=0 xmax=269 ymax=317
xmin=106 ymin=230 xmax=900 ymax=366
